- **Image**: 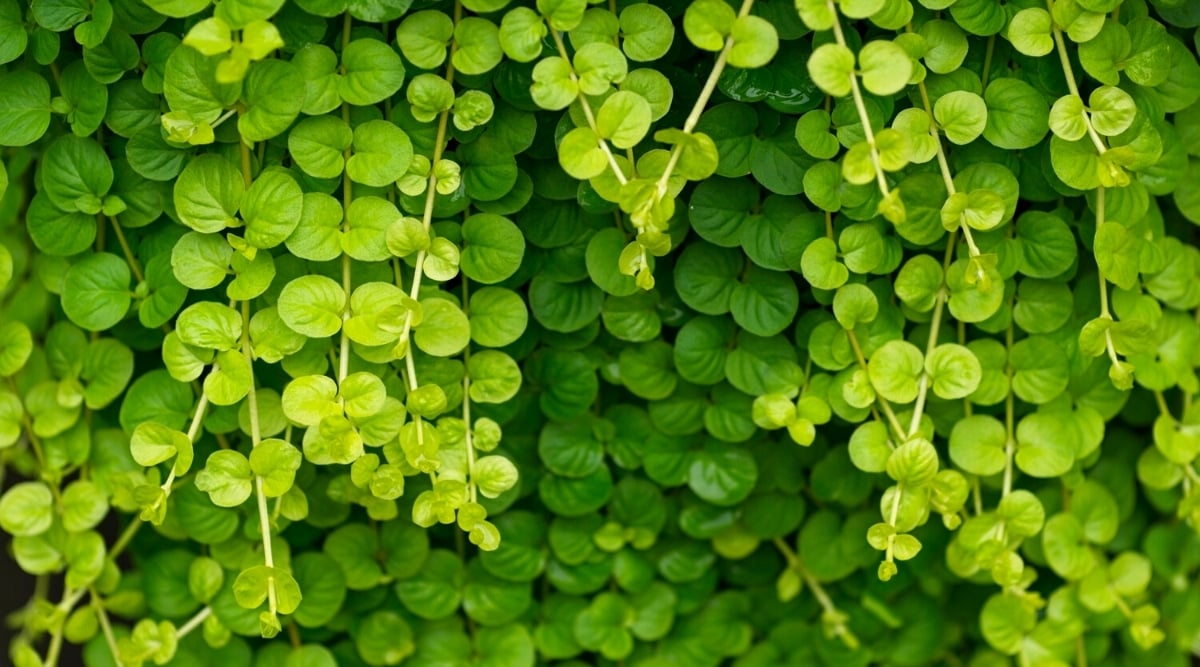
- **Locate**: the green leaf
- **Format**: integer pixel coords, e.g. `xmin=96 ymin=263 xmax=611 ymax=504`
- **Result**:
xmin=346 ymin=119 xmax=413 ymax=187
xmin=1007 ymin=8 xmax=1053 ymax=56
xmin=195 ymin=449 xmax=253 ymax=507
xmin=239 ymin=59 xmax=304 ymax=142
xmin=730 ymin=266 xmax=799 ymax=337
xmin=460 ymin=214 xmax=525 ymax=284
xmin=61 ymin=253 xmax=131 ymax=331
xmin=727 ymin=16 xmax=778 ymax=69
xmin=688 ymin=443 xmax=757 ymax=506
xmin=596 ymin=91 xmax=652 ymax=149
xmin=949 ymin=415 xmax=1007 ymax=476
xmin=277 ymin=275 xmax=345 ymax=339
xmin=538 ymin=0 xmax=585 ymax=31
xmin=0 ymin=482 xmax=55 ymax=537
xmin=339 ymin=38 xmax=405 ymax=105
xmin=414 ymin=298 xmax=470 ymax=357
xmin=982 ymin=78 xmax=1049 ymax=150
xmin=249 ymin=438 xmax=302 ymax=497
xmin=934 ymin=90 xmax=987 ymax=145
xmin=468 ymin=351 xmax=522 ymax=403
xmin=800 ymin=237 xmax=849 ymax=290
xmin=925 ymin=343 xmax=981 ymax=400
xmin=0 ymin=321 xmax=32 ymax=377
xmin=868 ymin=340 xmax=924 ymax=403
xmin=807 ymin=43 xmax=854 ymax=98
xmin=619 ymin=4 xmax=673 ymax=62
xmin=398 ymin=10 xmax=454 ymax=69
xmin=1088 ymin=85 xmax=1136 ymax=137
xmin=858 ymin=40 xmax=912 ymax=96
xmin=1015 ymin=412 xmax=1075 ymax=478
xmin=0 ymin=71 xmax=52 ymax=146
xmin=174 ymin=154 xmax=244 ymax=234
xmin=530 ymin=56 xmax=579 ymax=110
xmin=453 ymin=17 xmax=503 ymax=75
xmin=469 ymin=287 xmax=528 ymax=347
xmin=683 ymin=0 xmax=735 ymax=51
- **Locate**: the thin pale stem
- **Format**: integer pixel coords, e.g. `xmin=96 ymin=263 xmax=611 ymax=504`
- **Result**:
xmin=90 ymin=589 xmax=123 ymax=667
xmin=1003 ymin=322 xmax=1015 ymax=497
xmin=1048 ymin=10 xmax=1107 ymax=156
xmin=846 ymin=330 xmax=907 ymax=441
xmin=653 ymin=0 xmax=755 ymax=197
xmin=107 ymin=217 xmax=145 ymax=283
xmin=241 ymin=301 xmax=276 ymax=615
xmin=828 ymin=0 xmax=889 ymax=198
xmin=550 ymin=30 xmax=628 ymax=187
xmin=176 ymin=606 xmax=212 ymax=639
xmin=397 ymin=5 xmax=460 ymax=447
xmin=462 ymin=277 xmax=477 ymax=504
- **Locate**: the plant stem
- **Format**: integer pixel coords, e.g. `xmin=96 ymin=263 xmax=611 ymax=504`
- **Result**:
xmin=827 ymin=0 xmax=890 ymax=198
xmin=1048 ymin=9 xmax=1108 ymax=156
xmin=1003 ymin=321 xmax=1015 ymax=497
xmin=1093 ymin=187 xmax=1123 ymax=370
xmin=241 ymin=301 xmax=277 ymax=615
xmin=107 ymin=217 xmax=145 ymax=283
xmin=176 ymin=606 xmax=212 ymax=639
xmin=90 ymin=589 xmax=123 ymax=667
xmin=846 ymin=330 xmax=906 ymax=440
xmin=7 ymin=378 xmax=47 ymax=469
xmin=550 ymin=30 xmax=628 ymax=187
xmin=397 ymin=7 xmax=460 ymax=449
xmin=654 ymin=0 xmax=755 ymax=196
xmin=461 ymin=276 xmax=477 ymax=504
xmin=772 ymin=538 xmax=859 ymax=648
xmin=913 ymin=78 xmax=980 ymax=257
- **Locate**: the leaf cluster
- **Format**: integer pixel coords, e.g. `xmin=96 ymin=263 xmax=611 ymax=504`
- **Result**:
xmin=1 ymin=0 xmax=1200 ymax=665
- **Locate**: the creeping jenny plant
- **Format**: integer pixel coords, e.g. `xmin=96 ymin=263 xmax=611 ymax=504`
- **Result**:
xmin=2 ymin=0 xmax=1200 ymax=664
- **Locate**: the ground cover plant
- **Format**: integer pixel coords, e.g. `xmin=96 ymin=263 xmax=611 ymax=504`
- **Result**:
xmin=2 ymin=0 xmax=1200 ymax=664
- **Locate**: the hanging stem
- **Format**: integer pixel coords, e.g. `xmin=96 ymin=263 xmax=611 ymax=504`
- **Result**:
xmin=241 ymin=301 xmax=277 ymax=615
xmin=90 ymin=589 xmax=123 ymax=667
xmin=176 ymin=606 xmax=213 ymax=639
xmin=772 ymin=538 xmax=860 ymax=649
xmin=653 ymin=0 xmax=755 ymax=196
xmin=846 ymin=330 xmax=907 ymax=441
xmin=107 ymin=217 xmax=145 ymax=283
xmin=461 ymin=276 xmax=477 ymax=504
xmin=1003 ymin=321 xmax=1015 ymax=497
xmin=549 ymin=30 xmax=628 ymax=187
xmin=827 ymin=0 xmax=890 ymax=199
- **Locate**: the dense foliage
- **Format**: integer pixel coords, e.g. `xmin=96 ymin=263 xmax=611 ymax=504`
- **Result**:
xmin=2 ymin=0 xmax=1200 ymax=664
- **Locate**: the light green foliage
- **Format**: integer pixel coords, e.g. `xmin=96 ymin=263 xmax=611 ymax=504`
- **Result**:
xmin=0 ymin=1 xmax=1198 ymax=666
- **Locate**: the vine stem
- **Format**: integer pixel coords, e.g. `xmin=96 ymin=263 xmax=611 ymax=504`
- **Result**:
xmin=176 ymin=606 xmax=212 ymax=639
xmin=549 ymin=30 xmax=628 ymax=187
xmin=7 ymin=377 xmax=47 ymax=469
xmin=655 ymin=0 xmax=756 ymax=196
xmin=1093 ymin=187 xmax=1123 ymax=370
xmin=158 ymin=390 xmax=210 ymax=500
xmin=337 ymin=11 xmax=356 ymax=393
xmin=846 ymin=330 xmax=906 ymax=441
xmin=241 ymin=301 xmax=277 ymax=615
xmin=462 ymin=276 xmax=477 ymax=504
xmin=43 ymin=584 xmax=90 ymax=667
xmin=107 ymin=217 xmax=145 ymax=283
xmin=1048 ymin=8 xmax=1108 ymax=156
xmin=90 ymin=588 xmax=123 ymax=667
xmin=913 ymin=78 xmax=979 ymax=256
xmin=827 ymin=0 xmax=890 ymax=198
xmin=397 ymin=1 xmax=460 ymax=448
xmin=906 ymin=232 xmax=959 ymax=438
xmin=772 ymin=538 xmax=859 ymax=648
xmin=1003 ymin=320 xmax=1015 ymax=497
